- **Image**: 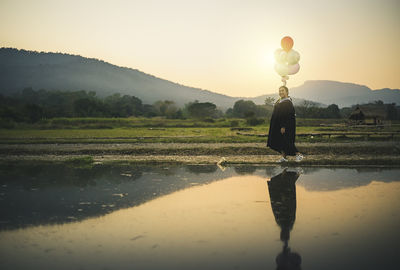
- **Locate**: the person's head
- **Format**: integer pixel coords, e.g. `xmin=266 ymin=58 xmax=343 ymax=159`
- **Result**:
xmin=279 ymin=86 xmax=289 ymax=98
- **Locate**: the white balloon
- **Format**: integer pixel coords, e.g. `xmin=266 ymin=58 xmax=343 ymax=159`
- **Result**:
xmin=274 ymin=62 xmax=289 ymax=77
xmin=288 ymin=63 xmax=300 ymax=75
xmin=274 ymin=48 xmax=287 ymax=64
xmin=286 ymin=49 xmax=300 ymax=65
xmin=274 ymin=48 xmax=283 ymax=61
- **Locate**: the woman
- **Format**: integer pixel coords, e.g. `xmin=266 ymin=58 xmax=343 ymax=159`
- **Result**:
xmin=267 ymin=86 xmax=304 ymax=162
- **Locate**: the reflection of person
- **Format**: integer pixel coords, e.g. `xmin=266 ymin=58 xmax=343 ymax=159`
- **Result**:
xmin=267 ymin=86 xmax=304 ymax=163
xmin=267 ymin=168 xmax=302 ymax=270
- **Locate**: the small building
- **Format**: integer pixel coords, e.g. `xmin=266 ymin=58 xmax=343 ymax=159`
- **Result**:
xmin=348 ymin=105 xmax=387 ymax=125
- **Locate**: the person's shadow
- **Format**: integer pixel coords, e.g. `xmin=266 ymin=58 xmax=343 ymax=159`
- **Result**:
xmin=267 ymin=167 xmax=302 ymax=270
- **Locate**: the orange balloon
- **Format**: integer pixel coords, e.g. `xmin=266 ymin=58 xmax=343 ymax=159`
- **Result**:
xmin=281 ymin=36 xmax=294 ymax=52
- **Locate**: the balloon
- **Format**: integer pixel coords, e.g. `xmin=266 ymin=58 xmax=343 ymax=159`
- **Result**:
xmin=274 ymin=62 xmax=289 ymax=77
xmin=286 ymin=49 xmax=300 ymax=65
xmin=288 ymin=63 xmax=300 ymax=75
xmin=281 ymin=36 xmax=294 ymax=52
xmin=274 ymin=49 xmax=287 ymax=64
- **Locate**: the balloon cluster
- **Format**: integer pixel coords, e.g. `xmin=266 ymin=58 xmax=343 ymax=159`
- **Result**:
xmin=274 ymin=36 xmax=300 ymax=86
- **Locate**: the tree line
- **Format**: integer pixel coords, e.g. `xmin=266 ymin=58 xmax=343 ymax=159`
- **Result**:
xmin=0 ymin=88 xmax=397 ymax=124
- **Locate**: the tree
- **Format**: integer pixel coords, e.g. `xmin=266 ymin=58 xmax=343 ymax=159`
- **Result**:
xmin=24 ymin=103 xmax=44 ymax=123
xmin=232 ymin=100 xmax=257 ymax=118
xmin=386 ymin=103 xmax=397 ymax=120
xmin=264 ymin=97 xmax=275 ymax=106
xmin=325 ymin=104 xmax=341 ymax=118
xmin=73 ymin=98 xmax=102 ymax=117
xmin=187 ymin=102 xmax=218 ymax=118
xmin=225 ymin=108 xmax=234 ymax=118
xmin=153 ymin=100 xmax=178 ymax=118
xmin=104 ymin=93 xmax=143 ymax=117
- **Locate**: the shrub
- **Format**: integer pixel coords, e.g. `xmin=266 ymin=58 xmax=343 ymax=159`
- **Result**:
xmin=246 ymin=117 xmax=265 ymax=126
xmin=202 ymin=118 xmax=215 ymax=123
xmin=0 ymin=118 xmax=16 ymax=129
xmin=230 ymin=120 xmax=239 ymax=127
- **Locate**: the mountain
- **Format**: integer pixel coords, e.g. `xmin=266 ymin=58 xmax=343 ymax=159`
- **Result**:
xmin=250 ymin=81 xmax=400 ymax=108
xmin=1 ymin=48 xmax=398 ymax=109
xmin=0 ymin=48 xmax=240 ymax=109
xmin=286 ymin=80 xmax=400 ymax=108
xmin=246 ymin=94 xmax=325 ymax=107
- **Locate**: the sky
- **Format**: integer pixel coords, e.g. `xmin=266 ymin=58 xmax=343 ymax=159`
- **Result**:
xmin=1 ymin=0 xmax=399 ymax=97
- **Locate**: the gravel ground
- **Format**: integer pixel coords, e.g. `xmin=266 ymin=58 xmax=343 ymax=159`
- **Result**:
xmin=1 ymin=141 xmax=399 ymax=165
xmin=1 ymin=154 xmax=399 ymax=166
xmin=1 ymin=141 xmax=399 ymax=155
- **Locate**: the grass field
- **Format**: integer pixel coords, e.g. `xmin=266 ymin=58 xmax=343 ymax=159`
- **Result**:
xmin=1 ymin=117 xmax=400 ymax=166
xmin=1 ymin=117 xmax=399 ymax=144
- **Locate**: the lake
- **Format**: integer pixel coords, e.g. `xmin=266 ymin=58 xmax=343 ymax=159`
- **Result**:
xmin=0 ymin=163 xmax=399 ymax=270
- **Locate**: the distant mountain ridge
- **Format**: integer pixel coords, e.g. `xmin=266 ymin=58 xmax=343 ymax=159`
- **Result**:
xmin=251 ymin=81 xmax=400 ymax=108
xmin=0 ymin=48 xmax=239 ymax=109
xmin=290 ymin=80 xmax=400 ymax=108
xmin=1 ymin=48 xmax=399 ymax=108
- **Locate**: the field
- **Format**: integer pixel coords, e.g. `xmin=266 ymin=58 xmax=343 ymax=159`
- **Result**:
xmin=1 ymin=117 xmax=400 ymax=166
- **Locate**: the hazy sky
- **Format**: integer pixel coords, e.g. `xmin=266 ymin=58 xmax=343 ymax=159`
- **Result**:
xmin=1 ymin=0 xmax=399 ymax=97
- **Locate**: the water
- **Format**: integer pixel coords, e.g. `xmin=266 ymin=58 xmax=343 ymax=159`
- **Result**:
xmin=0 ymin=163 xmax=399 ymax=270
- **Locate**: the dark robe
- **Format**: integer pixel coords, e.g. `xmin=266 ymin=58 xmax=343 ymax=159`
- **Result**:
xmin=267 ymin=97 xmax=299 ymax=156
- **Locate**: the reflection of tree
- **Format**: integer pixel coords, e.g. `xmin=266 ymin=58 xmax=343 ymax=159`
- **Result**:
xmin=186 ymin=165 xmax=218 ymax=174
xmin=153 ymin=165 xmax=179 ymax=176
xmin=0 ymin=163 xmax=143 ymax=188
xmin=355 ymin=167 xmax=383 ymax=173
xmin=0 ymin=163 xmax=226 ymax=231
xmin=234 ymin=165 xmax=257 ymax=175
xmin=267 ymin=168 xmax=302 ymax=270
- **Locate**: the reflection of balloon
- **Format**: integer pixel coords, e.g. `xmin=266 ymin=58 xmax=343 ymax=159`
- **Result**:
xmin=274 ymin=49 xmax=287 ymax=64
xmin=281 ymin=36 xmax=294 ymax=52
xmin=286 ymin=49 xmax=300 ymax=65
xmin=288 ymin=63 xmax=300 ymax=75
xmin=275 ymin=62 xmax=289 ymax=77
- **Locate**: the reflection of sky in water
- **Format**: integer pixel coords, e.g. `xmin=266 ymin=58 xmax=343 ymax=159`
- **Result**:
xmin=0 ymin=164 xmax=399 ymax=270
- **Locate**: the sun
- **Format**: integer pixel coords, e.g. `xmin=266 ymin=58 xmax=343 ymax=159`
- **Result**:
xmin=260 ymin=50 xmax=275 ymax=69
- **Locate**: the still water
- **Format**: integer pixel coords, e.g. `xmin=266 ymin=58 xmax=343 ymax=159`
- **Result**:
xmin=0 ymin=163 xmax=399 ymax=270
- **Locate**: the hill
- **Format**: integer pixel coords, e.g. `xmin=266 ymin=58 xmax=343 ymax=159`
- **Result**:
xmin=288 ymin=80 xmax=399 ymax=108
xmin=0 ymin=48 xmax=238 ymax=108
xmin=1 ymin=48 xmax=398 ymax=109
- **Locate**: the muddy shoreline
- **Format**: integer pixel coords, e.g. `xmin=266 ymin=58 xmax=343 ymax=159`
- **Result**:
xmin=1 ymin=141 xmax=399 ymax=166
xmin=1 ymin=141 xmax=399 ymax=155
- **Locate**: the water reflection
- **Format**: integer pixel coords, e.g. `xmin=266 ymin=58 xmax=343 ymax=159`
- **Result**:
xmin=0 ymin=163 xmax=230 ymax=231
xmin=0 ymin=163 xmax=400 ymax=270
xmin=1 ymin=162 xmax=400 ymax=232
xmin=268 ymin=168 xmax=302 ymax=270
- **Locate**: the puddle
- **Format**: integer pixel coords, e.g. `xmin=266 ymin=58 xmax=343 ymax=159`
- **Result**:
xmin=0 ymin=164 xmax=399 ymax=269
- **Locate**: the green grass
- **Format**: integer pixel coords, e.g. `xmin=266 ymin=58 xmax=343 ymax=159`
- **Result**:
xmin=4 ymin=117 xmax=247 ymax=129
xmin=1 ymin=117 xmax=399 ymax=144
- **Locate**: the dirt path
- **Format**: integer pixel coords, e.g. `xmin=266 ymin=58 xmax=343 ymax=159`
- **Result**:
xmin=1 ymin=141 xmax=399 ymax=165
xmin=1 ymin=153 xmax=399 ymax=166
xmin=1 ymin=141 xmax=399 ymax=155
